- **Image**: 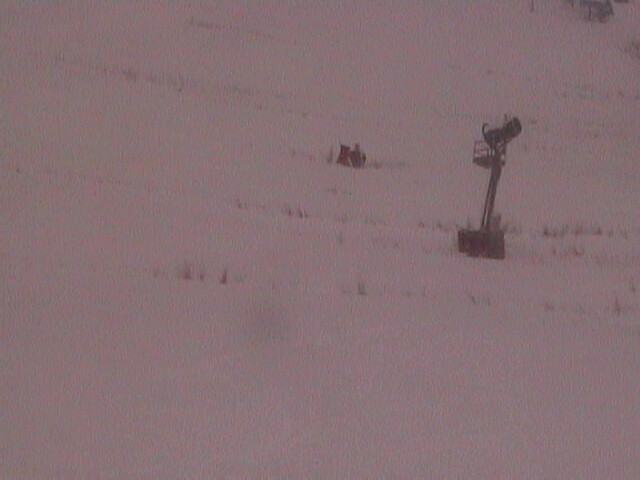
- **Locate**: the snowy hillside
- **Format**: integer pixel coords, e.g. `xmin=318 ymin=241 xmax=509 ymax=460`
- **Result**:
xmin=2 ymin=1 xmax=640 ymax=478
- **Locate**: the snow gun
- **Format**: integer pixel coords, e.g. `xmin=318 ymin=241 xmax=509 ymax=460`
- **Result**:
xmin=458 ymin=116 xmax=522 ymax=259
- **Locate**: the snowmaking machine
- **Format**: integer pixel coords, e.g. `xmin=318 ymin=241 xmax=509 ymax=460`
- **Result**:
xmin=458 ymin=116 xmax=522 ymax=259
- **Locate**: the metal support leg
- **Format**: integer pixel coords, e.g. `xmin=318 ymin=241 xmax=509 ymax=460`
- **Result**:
xmin=481 ymin=161 xmax=502 ymax=230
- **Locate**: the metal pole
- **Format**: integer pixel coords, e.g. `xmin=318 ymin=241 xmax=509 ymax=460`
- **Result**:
xmin=481 ymin=147 xmax=504 ymax=231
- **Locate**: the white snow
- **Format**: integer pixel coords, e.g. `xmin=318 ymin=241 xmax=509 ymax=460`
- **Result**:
xmin=2 ymin=1 xmax=640 ymax=478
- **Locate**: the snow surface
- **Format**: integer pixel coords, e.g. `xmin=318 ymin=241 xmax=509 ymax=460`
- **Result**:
xmin=2 ymin=1 xmax=640 ymax=478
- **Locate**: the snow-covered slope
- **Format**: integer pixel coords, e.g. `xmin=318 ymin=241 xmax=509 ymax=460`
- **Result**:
xmin=2 ymin=1 xmax=639 ymax=478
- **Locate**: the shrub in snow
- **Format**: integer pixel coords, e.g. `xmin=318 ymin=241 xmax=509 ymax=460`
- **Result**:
xmin=625 ymin=39 xmax=640 ymax=59
xmin=325 ymin=147 xmax=334 ymax=164
xmin=176 ymin=261 xmax=194 ymax=281
xmin=176 ymin=261 xmax=206 ymax=282
xmin=235 ymin=199 xmax=249 ymax=210
xmin=542 ymin=223 xmax=606 ymax=238
xmin=282 ymin=204 xmax=308 ymax=218
xmin=549 ymin=243 xmax=586 ymax=258
xmin=613 ymin=296 xmax=623 ymax=316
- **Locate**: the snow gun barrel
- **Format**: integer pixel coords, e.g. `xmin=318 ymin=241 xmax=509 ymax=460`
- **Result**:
xmin=482 ymin=116 xmax=522 ymax=150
